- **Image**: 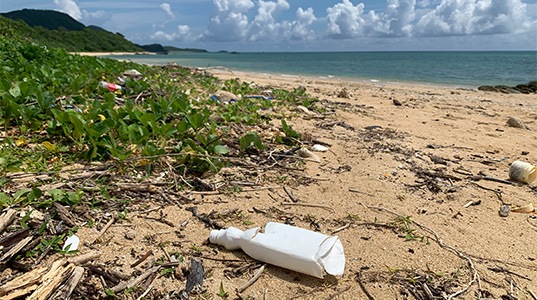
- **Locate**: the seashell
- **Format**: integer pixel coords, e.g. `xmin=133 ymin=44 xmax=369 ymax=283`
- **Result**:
xmin=312 ymin=144 xmax=329 ymax=152
xmin=511 ymin=203 xmax=534 ymax=213
xmin=297 ymin=148 xmax=321 ymax=163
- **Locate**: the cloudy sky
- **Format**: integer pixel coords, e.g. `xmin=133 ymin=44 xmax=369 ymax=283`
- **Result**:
xmin=2 ymin=0 xmax=536 ymax=51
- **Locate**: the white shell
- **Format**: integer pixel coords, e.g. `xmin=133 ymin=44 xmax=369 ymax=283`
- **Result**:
xmin=297 ymin=148 xmax=321 ymax=162
xmin=63 ymin=235 xmax=80 ymax=251
xmin=312 ymin=144 xmax=329 ymax=152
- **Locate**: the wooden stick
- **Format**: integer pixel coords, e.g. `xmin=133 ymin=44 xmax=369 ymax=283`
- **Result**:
xmin=0 ymin=209 xmax=17 ymax=233
xmin=131 ymin=250 xmax=153 ymax=268
xmin=331 ymin=223 xmax=350 ymax=235
xmin=349 ymin=188 xmax=375 ymax=197
xmin=237 ymin=264 xmax=266 ymax=294
xmin=357 ymin=272 xmax=375 ymax=300
xmin=281 ymin=202 xmax=334 ymax=212
xmin=107 ymin=266 xmax=160 ymax=294
xmin=53 ymin=203 xmax=78 ymax=227
xmin=68 ymin=251 xmax=102 ymax=265
xmin=91 ymin=217 xmax=115 ymax=244
xmin=136 ymin=282 xmax=154 ymax=300
xmin=283 ymin=186 xmax=298 ymax=202
xmin=1 ymin=236 xmax=33 ymax=262
xmin=528 ymin=289 xmax=537 ymax=300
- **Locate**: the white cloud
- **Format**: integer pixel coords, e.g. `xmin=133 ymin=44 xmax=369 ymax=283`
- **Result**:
xmin=288 ymin=7 xmax=317 ymax=40
xmin=326 ymin=0 xmax=367 ymax=38
xmin=249 ymin=0 xmax=290 ymax=41
xmin=151 ymin=25 xmax=193 ymax=42
xmin=82 ymin=10 xmax=108 ymax=21
xmin=201 ymin=0 xmax=318 ymax=43
xmin=201 ymin=0 xmax=255 ymax=41
xmin=385 ymin=0 xmax=415 ymax=36
xmin=414 ymin=0 xmax=533 ymax=36
xmin=323 ymin=0 xmax=533 ymax=39
xmin=152 ymin=31 xmax=176 ymax=41
xmin=160 ymin=3 xmax=175 ymax=19
xmin=53 ymin=0 xmax=82 ymax=20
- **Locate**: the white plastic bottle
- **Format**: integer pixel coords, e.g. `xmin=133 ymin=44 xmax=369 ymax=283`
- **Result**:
xmin=209 ymin=222 xmax=345 ymax=278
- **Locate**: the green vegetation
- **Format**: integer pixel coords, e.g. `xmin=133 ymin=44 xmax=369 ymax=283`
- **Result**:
xmin=0 ymin=12 xmax=142 ymax=52
xmin=164 ymin=46 xmax=208 ymax=53
xmin=135 ymin=43 xmax=169 ymax=54
xmin=1 ymin=8 xmax=86 ymax=31
xmin=0 ymin=29 xmax=318 ymax=209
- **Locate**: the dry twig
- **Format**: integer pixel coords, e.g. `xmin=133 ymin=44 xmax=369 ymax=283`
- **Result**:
xmin=237 ymin=264 xmax=266 ymax=294
xmin=281 ymin=202 xmax=334 ymax=212
xmin=357 ymin=272 xmax=375 ymax=300
xmin=361 ymin=203 xmax=480 ymax=300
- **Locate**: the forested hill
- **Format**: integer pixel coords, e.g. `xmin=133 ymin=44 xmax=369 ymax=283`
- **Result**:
xmin=0 ymin=9 xmax=151 ymax=53
xmin=1 ymin=8 xmax=86 ymax=31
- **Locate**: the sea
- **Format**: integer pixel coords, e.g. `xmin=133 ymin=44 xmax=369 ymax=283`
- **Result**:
xmin=108 ymin=51 xmax=537 ymax=88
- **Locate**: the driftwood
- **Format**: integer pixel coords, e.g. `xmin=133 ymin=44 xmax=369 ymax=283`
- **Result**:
xmin=27 ymin=260 xmax=74 ymax=300
xmin=53 ymin=203 xmax=78 ymax=227
xmin=0 ymin=259 xmax=77 ymax=300
xmin=107 ymin=266 xmax=160 ymax=295
xmin=50 ymin=266 xmax=85 ymax=299
xmin=0 ymin=209 xmax=17 ymax=233
xmin=1 ymin=236 xmax=33 ymax=263
xmin=0 ymin=265 xmax=49 ymax=298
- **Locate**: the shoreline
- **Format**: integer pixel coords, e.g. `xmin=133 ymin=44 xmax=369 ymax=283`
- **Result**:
xmin=206 ymin=67 xmax=479 ymax=91
xmin=96 ymin=51 xmax=535 ymax=88
xmin=71 ymin=51 xmax=155 ymax=57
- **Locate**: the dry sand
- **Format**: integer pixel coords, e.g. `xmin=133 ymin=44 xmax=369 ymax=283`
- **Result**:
xmin=70 ymin=51 xmax=153 ymax=56
xmin=12 ymin=70 xmax=536 ymax=299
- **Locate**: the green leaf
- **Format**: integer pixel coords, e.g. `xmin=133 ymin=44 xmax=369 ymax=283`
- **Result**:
xmin=9 ymin=84 xmax=21 ymax=98
xmin=239 ymin=132 xmax=265 ymax=151
xmin=186 ymin=111 xmax=208 ymax=130
xmin=213 ymin=145 xmax=229 ymax=155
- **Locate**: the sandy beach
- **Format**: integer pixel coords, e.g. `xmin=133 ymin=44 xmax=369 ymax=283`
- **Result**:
xmin=198 ymin=70 xmax=537 ymax=299
xmin=5 ymin=65 xmax=535 ymax=299
xmin=67 ymin=69 xmax=535 ymax=299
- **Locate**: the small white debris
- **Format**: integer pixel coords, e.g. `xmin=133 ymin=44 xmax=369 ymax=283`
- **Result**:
xmin=311 ymin=144 xmax=328 ymax=152
xmin=62 ymin=235 xmax=80 ymax=251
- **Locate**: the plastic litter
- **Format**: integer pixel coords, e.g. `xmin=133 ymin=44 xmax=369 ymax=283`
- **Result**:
xmin=508 ymin=160 xmax=536 ymax=184
xmin=123 ymin=69 xmax=142 ymax=78
xmin=209 ymin=222 xmax=345 ymax=278
xmin=62 ymin=235 xmax=80 ymax=251
xmin=98 ymin=81 xmax=123 ymax=93
xmin=511 ymin=203 xmax=535 ymax=213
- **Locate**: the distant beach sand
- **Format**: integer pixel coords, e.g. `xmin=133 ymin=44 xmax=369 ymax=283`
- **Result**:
xmin=71 ymin=51 xmax=154 ymax=57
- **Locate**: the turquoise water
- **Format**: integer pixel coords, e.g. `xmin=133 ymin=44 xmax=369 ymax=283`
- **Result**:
xmin=109 ymin=51 xmax=537 ymax=87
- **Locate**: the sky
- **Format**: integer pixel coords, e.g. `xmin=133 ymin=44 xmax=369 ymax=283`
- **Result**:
xmin=1 ymin=0 xmax=536 ymax=52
